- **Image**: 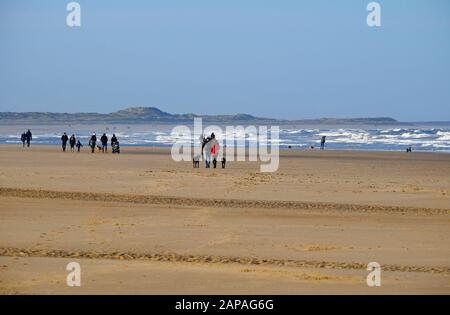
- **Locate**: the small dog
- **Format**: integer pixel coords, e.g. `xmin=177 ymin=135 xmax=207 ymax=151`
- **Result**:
xmin=221 ymin=157 xmax=226 ymax=168
xmin=193 ymin=155 xmax=200 ymax=168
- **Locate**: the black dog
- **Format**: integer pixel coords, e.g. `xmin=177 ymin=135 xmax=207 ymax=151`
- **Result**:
xmin=221 ymin=157 xmax=226 ymax=168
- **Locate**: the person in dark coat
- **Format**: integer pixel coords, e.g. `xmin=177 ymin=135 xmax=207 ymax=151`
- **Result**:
xmin=100 ymin=133 xmax=108 ymax=153
xmin=111 ymin=134 xmax=118 ymax=146
xmin=89 ymin=132 xmax=97 ymax=153
xmin=69 ymin=134 xmax=76 ymax=152
xmin=61 ymin=132 xmax=69 ymax=152
xmin=320 ymin=136 xmax=326 ymax=150
xmin=21 ymin=132 xmax=26 ymax=147
xmin=25 ymin=129 xmax=32 ymax=147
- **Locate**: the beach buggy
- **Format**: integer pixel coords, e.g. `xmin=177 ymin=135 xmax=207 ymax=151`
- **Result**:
xmin=112 ymin=141 xmax=120 ymax=154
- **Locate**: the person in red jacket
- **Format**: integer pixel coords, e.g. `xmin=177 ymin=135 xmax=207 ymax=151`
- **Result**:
xmin=210 ymin=138 xmax=219 ymax=168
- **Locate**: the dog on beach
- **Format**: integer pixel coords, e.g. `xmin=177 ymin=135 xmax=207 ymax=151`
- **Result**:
xmin=221 ymin=157 xmax=226 ymax=168
xmin=193 ymin=155 xmax=201 ymax=168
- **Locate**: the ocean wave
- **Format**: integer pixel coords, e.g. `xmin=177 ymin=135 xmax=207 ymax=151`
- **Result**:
xmin=1 ymin=126 xmax=449 ymax=152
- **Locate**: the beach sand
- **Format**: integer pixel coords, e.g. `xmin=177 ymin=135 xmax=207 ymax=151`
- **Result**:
xmin=0 ymin=145 xmax=449 ymax=294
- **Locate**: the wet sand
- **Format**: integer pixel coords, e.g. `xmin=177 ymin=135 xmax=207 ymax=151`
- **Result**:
xmin=0 ymin=145 xmax=449 ymax=294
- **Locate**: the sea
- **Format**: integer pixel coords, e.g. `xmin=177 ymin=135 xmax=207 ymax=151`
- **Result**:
xmin=1 ymin=123 xmax=449 ymax=152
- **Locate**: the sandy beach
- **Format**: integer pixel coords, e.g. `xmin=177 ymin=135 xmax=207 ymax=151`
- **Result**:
xmin=0 ymin=145 xmax=449 ymax=294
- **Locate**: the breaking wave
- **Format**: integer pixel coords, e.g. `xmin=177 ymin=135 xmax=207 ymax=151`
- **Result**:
xmin=1 ymin=125 xmax=449 ymax=152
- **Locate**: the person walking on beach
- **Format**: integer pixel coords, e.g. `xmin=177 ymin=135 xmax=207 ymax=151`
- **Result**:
xmin=204 ymin=137 xmax=211 ymax=168
xmin=89 ymin=132 xmax=97 ymax=153
xmin=111 ymin=134 xmax=117 ymax=146
xmin=211 ymin=139 xmax=219 ymax=168
xmin=202 ymin=132 xmax=219 ymax=168
xmin=100 ymin=133 xmax=108 ymax=153
xmin=25 ymin=129 xmax=32 ymax=147
xmin=69 ymin=134 xmax=76 ymax=152
xmin=20 ymin=132 xmax=26 ymax=147
xmin=200 ymin=134 xmax=207 ymax=152
xmin=320 ymin=136 xmax=326 ymax=150
xmin=76 ymin=139 xmax=83 ymax=152
xmin=61 ymin=132 xmax=69 ymax=152
xmin=202 ymin=135 xmax=211 ymax=168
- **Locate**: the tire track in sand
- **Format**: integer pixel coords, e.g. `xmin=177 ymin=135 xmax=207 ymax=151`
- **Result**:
xmin=1 ymin=187 xmax=448 ymax=215
xmin=0 ymin=247 xmax=448 ymax=275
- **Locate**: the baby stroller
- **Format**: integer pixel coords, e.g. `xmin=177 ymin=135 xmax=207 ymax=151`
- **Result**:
xmin=112 ymin=141 xmax=120 ymax=154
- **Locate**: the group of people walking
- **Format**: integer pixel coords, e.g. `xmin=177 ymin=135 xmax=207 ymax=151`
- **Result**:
xmin=60 ymin=133 xmax=83 ymax=152
xmin=193 ymin=132 xmax=226 ymax=169
xmin=61 ymin=132 xmax=120 ymax=153
xmin=20 ymin=129 xmax=33 ymax=147
xmin=19 ymin=129 xmax=120 ymax=153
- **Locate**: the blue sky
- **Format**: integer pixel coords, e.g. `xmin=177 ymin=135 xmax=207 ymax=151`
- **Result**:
xmin=1 ymin=0 xmax=449 ymax=121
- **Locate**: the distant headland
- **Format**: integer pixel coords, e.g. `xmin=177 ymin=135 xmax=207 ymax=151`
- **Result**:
xmin=0 ymin=106 xmax=405 ymax=125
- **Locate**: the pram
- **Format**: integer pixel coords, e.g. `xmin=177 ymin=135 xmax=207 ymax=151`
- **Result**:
xmin=112 ymin=141 xmax=120 ymax=154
